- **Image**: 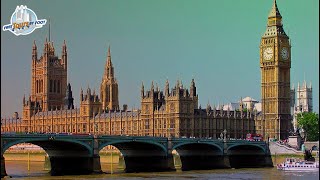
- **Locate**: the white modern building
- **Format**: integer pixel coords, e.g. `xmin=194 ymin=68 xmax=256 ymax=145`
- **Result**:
xmin=221 ymin=97 xmax=261 ymax=112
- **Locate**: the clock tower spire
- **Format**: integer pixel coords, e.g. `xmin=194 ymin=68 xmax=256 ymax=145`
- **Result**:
xmin=259 ymin=0 xmax=292 ymax=140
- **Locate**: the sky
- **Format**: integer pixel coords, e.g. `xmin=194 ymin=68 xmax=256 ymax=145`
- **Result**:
xmin=1 ymin=0 xmax=319 ymax=117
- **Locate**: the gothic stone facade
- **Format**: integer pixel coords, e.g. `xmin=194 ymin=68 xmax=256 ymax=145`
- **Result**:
xmin=1 ymin=40 xmax=256 ymax=139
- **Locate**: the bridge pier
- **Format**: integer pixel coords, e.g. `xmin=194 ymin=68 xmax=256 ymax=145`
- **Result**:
xmin=223 ymin=141 xmax=230 ymax=168
xmin=92 ymin=154 xmax=102 ymax=174
xmin=118 ymin=154 xmax=126 ymax=171
xmin=167 ymin=154 xmax=175 ymax=171
xmin=92 ymin=137 xmax=102 ymax=174
xmin=173 ymin=153 xmax=182 ymax=170
xmin=223 ymin=155 xmax=231 ymax=168
xmin=264 ymin=144 xmax=274 ymax=167
xmin=1 ymin=155 xmax=7 ymax=178
xmin=264 ymin=154 xmax=274 ymax=167
xmin=43 ymin=154 xmax=51 ymax=171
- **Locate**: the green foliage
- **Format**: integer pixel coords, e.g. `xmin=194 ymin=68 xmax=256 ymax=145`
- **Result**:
xmin=297 ymin=112 xmax=319 ymax=141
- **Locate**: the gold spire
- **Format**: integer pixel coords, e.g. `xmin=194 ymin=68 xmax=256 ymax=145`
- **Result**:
xmin=33 ymin=40 xmax=37 ymax=48
xmin=103 ymin=45 xmax=114 ymax=80
xmin=268 ymin=0 xmax=282 ymax=19
xmin=107 ymin=45 xmax=112 ymax=67
xmin=48 ymin=18 xmax=51 ymax=42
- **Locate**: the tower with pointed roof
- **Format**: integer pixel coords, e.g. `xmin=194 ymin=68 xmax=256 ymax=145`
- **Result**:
xmin=295 ymin=81 xmax=313 ymax=113
xmin=260 ymin=0 xmax=292 ymax=140
xmin=292 ymin=81 xmax=313 ymax=131
xmin=24 ymin=38 xmax=68 ymax=117
xmin=100 ymin=46 xmax=119 ymax=111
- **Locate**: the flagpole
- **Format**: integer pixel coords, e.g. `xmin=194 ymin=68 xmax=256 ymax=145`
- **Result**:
xmin=48 ymin=17 xmax=51 ymax=41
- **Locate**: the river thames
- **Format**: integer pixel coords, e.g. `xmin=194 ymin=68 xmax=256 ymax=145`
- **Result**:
xmin=4 ymin=161 xmax=319 ymax=180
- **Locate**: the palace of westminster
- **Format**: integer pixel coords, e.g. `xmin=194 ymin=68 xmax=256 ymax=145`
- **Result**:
xmin=1 ymin=1 xmax=313 ymax=140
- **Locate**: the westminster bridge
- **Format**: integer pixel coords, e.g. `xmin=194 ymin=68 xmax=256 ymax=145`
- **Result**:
xmin=1 ymin=133 xmax=273 ymax=177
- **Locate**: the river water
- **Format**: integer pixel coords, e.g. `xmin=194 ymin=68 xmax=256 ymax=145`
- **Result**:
xmin=4 ymin=161 xmax=319 ymax=180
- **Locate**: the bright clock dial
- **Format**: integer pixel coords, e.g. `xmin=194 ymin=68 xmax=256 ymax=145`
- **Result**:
xmin=263 ymin=47 xmax=273 ymax=60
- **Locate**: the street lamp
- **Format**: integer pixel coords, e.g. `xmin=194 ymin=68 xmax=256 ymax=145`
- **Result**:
xmin=300 ymin=128 xmax=305 ymax=141
xmin=94 ymin=123 xmax=98 ymax=135
xmin=168 ymin=127 xmax=173 ymax=138
xmin=220 ymin=132 xmax=223 ymax=140
xmin=223 ymin=129 xmax=227 ymax=142
xmin=121 ymin=128 xmax=125 ymax=136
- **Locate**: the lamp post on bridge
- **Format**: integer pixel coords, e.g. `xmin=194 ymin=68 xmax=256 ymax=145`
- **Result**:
xmin=121 ymin=128 xmax=124 ymax=136
xmin=167 ymin=127 xmax=173 ymax=138
xmin=223 ymin=129 xmax=227 ymax=142
xmin=94 ymin=123 xmax=98 ymax=136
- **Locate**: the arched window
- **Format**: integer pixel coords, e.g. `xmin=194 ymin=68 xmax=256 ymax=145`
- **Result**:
xmin=54 ymin=80 xmax=56 ymax=92
xmin=57 ymin=80 xmax=60 ymax=93
xmin=36 ymin=80 xmax=38 ymax=93
xmin=50 ymin=80 xmax=53 ymax=92
xmin=40 ymin=80 xmax=42 ymax=93
xmin=106 ymin=86 xmax=110 ymax=101
xmin=38 ymin=80 xmax=40 ymax=93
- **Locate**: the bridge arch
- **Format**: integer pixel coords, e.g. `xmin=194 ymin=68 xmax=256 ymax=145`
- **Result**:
xmin=172 ymin=142 xmax=224 ymax=170
xmin=98 ymin=139 xmax=170 ymax=173
xmin=173 ymin=142 xmax=223 ymax=154
xmin=98 ymin=139 xmax=167 ymax=154
xmin=1 ymin=135 xmax=96 ymax=177
xmin=227 ymin=144 xmax=267 ymax=168
xmin=227 ymin=144 xmax=266 ymax=154
xmin=2 ymin=138 xmax=92 ymax=155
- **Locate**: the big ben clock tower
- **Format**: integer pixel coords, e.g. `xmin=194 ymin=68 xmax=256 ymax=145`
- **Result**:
xmin=260 ymin=0 xmax=292 ymax=140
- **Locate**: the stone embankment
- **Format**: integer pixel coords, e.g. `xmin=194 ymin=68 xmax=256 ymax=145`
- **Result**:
xmin=269 ymin=142 xmax=303 ymax=155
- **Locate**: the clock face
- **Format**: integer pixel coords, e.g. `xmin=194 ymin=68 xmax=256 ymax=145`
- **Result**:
xmin=281 ymin=47 xmax=289 ymax=60
xmin=263 ymin=47 xmax=273 ymax=60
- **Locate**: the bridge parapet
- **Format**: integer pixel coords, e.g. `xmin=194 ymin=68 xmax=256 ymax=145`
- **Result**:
xmin=1 ymin=134 xmax=270 ymax=156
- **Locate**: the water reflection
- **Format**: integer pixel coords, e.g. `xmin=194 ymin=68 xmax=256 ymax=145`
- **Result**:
xmin=4 ymin=161 xmax=319 ymax=180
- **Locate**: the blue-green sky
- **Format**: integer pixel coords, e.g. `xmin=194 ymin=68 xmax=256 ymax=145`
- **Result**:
xmin=1 ymin=0 xmax=319 ymax=117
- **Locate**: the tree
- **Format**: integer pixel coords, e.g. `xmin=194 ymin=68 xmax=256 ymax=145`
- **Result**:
xmin=297 ymin=112 xmax=319 ymax=141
